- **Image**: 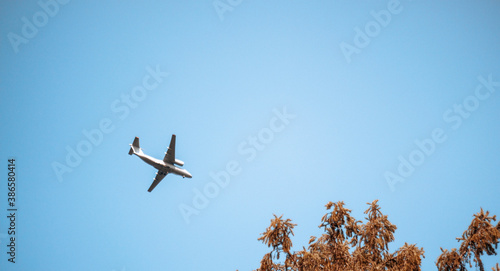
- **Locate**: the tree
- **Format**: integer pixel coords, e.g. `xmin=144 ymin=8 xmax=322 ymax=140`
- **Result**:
xmin=249 ymin=200 xmax=500 ymax=270
xmin=436 ymin=208 xmax=500 ymax=271
xmin=296 ymin=201 xmax=361 ymax=271
xmin=435 ymin=248 xmax=465 ymax=271
xmin=254 ymin=200 xmax=425 ymax=271
xmin=257 ymin=214 xmax=297 ymax=271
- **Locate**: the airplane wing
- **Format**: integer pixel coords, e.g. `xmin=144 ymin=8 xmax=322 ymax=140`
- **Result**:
xmin=148 ymin=171 xmax=167 ymax=192
xmin=163 ymin=134 xmax=176 ymax=164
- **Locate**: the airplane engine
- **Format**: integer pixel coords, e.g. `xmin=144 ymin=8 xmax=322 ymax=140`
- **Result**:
xmin=174 ymin=159 xmax=184 ymax=166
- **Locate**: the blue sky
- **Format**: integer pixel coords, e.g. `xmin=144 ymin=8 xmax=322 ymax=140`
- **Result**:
xmin=1 ymin=1 xmax=499 ymax=270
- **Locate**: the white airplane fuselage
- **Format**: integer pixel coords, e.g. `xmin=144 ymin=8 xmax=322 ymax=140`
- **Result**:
xmin=134 ymin=152 xmax=192 ymax=178
xmin=129 ymin=135 xmax=192 ymax=192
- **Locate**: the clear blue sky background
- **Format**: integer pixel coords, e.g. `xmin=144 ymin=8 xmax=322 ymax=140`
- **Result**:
xmin=1 ymin=1 xmax=499 ymax=270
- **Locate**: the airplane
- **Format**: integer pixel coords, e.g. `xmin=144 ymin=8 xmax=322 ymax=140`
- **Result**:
xmin=128 ymin=134 xmax=192 ymax=192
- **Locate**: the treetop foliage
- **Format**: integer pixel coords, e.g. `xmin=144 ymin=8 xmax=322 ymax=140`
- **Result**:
xmin=248 ymin=200 xmax=499 ymax=271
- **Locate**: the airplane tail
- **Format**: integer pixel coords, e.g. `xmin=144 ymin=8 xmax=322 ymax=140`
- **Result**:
xmin=128 ymin=137 xmax=143 ymax=155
